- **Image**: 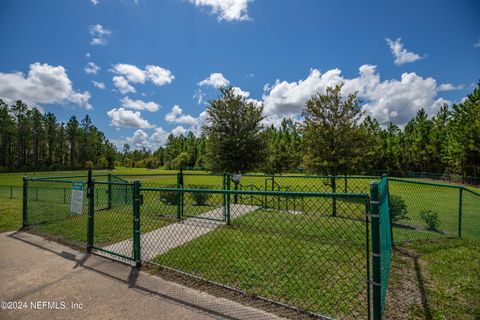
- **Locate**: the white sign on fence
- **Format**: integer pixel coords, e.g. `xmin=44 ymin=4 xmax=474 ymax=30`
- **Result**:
xmin=232 ymin=174 xmax=242 ymax=183
xmin=70 ymin=181 xmax=85 ymax=214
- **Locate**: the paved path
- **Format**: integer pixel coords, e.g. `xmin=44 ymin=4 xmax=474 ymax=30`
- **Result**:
xmin=0 ymin=231 xmax=283 ymax=320
xmin=103 ymin=204 xmax=259 ymax=260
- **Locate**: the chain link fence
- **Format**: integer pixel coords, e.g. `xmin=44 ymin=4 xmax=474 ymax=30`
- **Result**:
xmin=20 ymin=171 xmax=479 ymax=319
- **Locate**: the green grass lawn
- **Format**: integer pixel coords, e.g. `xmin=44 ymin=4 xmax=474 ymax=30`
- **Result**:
xmin=387 ymin=239 xmax=480 ymax=319
xmin=153 ymin=208 xmax=370 ymax=319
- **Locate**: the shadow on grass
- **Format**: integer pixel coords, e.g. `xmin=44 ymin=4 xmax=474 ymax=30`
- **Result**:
xmin=393 ymin=246 xmax=433 ymax=320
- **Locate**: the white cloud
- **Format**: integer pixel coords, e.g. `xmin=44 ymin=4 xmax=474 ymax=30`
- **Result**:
xmin=165 ymin=105 xmax=197 ymax=125
xmin=92 ymin=81 xmax=106 ymax=89
xmin=127 ymin=129 xmax=150 ymax=149
xmin=107 ymin=108 xmax=153 ymax=128
xmin=150 ymin=127 xmax=169 ymax=147
xmin=262 ymin=65 xmax=451 ymax=126
xmin=0 ymin=62 xmax=92 ymax=109
xmin=113 ymin=76 xmax=136 ymax=94
xmin=89 ymin=24 xmax=111 ymax=46
xmin=437 ymin=83 xmax=464 ymax=92
xmin=91 ymin=0 xmax=100 ymax=5
xmin=145 ymin=65 xmax=175 ymax=86
xmin=199 ymin=72 xmax=230 ymax=88
xmin=85 ymin=52 xmax=91 ymax=59
xmin=188 ymin=0 xmax=252 ymax=22
xmin=84 ymin=62 xmax=101 ymax=74
xmin=171 ymin=125 xmax=187 ymax=136
xmin=121 ymin=96 xmax=160 ymax=112
xmin=474 ymin=37 xmax=480 ymax=48
xmin=196 ymin=72 xmax=250 ymax=104
xmin=111 ymin=63 xmax=174 ymax=94
xmin=385 ymin=38 xmax=424 ymax=66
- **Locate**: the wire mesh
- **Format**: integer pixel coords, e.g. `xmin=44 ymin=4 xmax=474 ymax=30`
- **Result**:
xmin=461 ymin=188 xmax=480 ymax=241
xmin=25 ymin=178 xmax=88 ymax=249
xmin=142 ymin=187 xmax=371 ymax=319
xmin=388 ymin=178 xmax=460 ymax=243
xmin=378 ymin=177 xmax=392 ymax=314
xmin=0 ymin=185 xmax=22 ymax=199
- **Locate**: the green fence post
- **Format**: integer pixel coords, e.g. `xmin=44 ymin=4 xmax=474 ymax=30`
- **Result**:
xmin=87 ymin=169 xmax=95 ymax=253
xmin=22 ymin=177 xmax=28 ymax=228
xmin=226 ymin=174 xmax=231 ymax=225
xmin=383 ymin=174 xmax=394 ymax=245
xmin=458 ymin=187 xmax=463 ymax=238
xmin=177 ymin=171 xmax=184 ymax=221
xmin=331 ymin=176 xmax=337 ymax=217
xmin=133 ymin=180 xmax=141 ymax=268
xmin=107 ymin=173 xmax=112 ymax=210
xmin=63 ymin=188 xmax=66 ymax=204
xmin=223 ymin=173 xmax=227 ymax=220
xmin=370 ymin=181 xmax=382 ymax=320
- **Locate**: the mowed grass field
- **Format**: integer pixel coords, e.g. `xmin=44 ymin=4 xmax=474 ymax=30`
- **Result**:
xmin=0 ymin=168 xmax=479 ymax=318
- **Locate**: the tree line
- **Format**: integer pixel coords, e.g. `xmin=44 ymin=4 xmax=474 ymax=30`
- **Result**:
xmin=0 ymin=100 xmax=116 ymax=172
xmin=1 ymin=82 xmax=478 ymax=178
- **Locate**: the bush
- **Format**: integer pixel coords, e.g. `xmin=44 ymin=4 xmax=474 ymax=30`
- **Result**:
xmin=160 ymin=191 xmax=178 ymax=205
xmin=189 ymin=185 xmax=212 ymax=206
xmin=84 ymin=160 xmax=94 ymax=169
xmin=389 ymin=194 xmax=408 ymax=222
xmin=420 ymin=210 xmax=440 ymax=231
xmin=144 ymin=157 xmax=160 ymax=169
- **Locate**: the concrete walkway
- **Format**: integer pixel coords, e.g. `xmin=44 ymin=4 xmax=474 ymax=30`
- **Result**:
xmin=0 ymin=231 xmax=282 ymax=320
xmin=103 ymin=204 xmax=259 ymax=260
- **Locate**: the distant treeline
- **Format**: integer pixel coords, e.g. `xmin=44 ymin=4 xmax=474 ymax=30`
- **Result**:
xmin=0 ymin=100 xmax=116 ymax=172
xmin=1 ymin=83 xmax=478 ymax=178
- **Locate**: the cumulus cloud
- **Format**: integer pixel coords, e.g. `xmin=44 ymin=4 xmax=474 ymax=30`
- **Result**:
xmin=188 ymin=0 xmax=252 ymax=22
xmin=89 ymin=24 xmax=111 ymax=46
xmin=165 ymin=105 xmax=197 ymax=125
xmin=111 ymin=63 xmax=174 ymax=94
xmin=120 ymin=96 xmax=160 ymax=112
xmin=127 ymin=129 xmax=150 ymax=149
xmin=437 ymin=83 xmax=464 ymax=92
xmin=262 ymin=65 xmax=451 ymax=126
xmin=385 ymin=38 xmax=424 ymax=66
xmin=0 ymin=62 xmax=92 ymax=109
xmin=84 ymin=62 xmax=100 ymax=74
xmin=196 ymin=72 xmax=251 ymax=104
xmin=113 ymin=76 xmax=136 ymax=94
xmin=92 ymin=81 xmax=105 ymax=89
xmin=91 ymin=0 xmax=100 ymax=5
xmin=199 ymin=72 xmax=230 ymax=88
xmin=107 ymin=108 xmax=153 ymax=128
xmin=171 ymin=125 xmax=187 ymax=136
xmin=124 ymin=126 xmax=173 ymax=150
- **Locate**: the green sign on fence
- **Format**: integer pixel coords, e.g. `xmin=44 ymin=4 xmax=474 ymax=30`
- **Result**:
xmin=70 ymin=181 xmax=84 ymax=214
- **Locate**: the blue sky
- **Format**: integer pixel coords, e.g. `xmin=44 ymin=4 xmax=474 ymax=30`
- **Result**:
xmin=0 ymin=0 xmax=479 ymax=150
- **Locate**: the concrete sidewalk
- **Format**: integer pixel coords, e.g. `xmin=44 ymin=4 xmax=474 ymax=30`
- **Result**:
xmin=103 ymin=204 xmax=259 ymax=260
xmin=0 ymin=231 xmax=282 ymax=320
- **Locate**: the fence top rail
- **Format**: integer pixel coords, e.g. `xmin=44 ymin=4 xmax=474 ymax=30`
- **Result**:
xmin=140 ymin=186 xmax=370 ymax=199
xmin=25 ymin=178 xmax=85 ymax=184
xmin=241 ymin=173 xmax=380 ymax=179
xmin=113 ymin=173 xmax=179 ymax=177
xmin=94 ymin=180 xmax=132 ymax=186
xmin=389 ymin=177 xmax=463 ymax=189
xmin=27 ymin=174 xmax=109 ymax=181
xmin=463 ymin=186 xmax=480 ymax=197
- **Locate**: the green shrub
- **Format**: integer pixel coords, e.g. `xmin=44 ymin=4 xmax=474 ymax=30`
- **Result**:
xmin=420 ymin=210 xmax=440 ymax=231
xmin=189 ymin=185 xmax=211 ymax=205
xmin=389 ymin=194 xmax=408 ymax=222
xmin=160 ymin=191 xmax=178 ymax=205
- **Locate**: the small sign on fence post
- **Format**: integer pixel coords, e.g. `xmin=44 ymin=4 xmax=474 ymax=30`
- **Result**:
xmin=70 ymin=181 xmax=85 ymax=214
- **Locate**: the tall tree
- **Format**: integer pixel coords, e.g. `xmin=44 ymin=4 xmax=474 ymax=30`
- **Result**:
xmin=203 ymin=86 xmax=265 ymax=173
xmin=302 ymin=84 xmax=365 ymax=175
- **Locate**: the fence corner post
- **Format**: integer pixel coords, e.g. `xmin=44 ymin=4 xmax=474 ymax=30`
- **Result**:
xmin=87 ymin=168 xmax=95 ymax=253
xmin=370 ymin=181 xmax=382 ymax=320
xmin=22 ymin=176 xmax=28 ymax=228
xmin=458 ymin=187 xmax=463 ymax=238
xmin=133 ymin=180 xmax=142 ymax=268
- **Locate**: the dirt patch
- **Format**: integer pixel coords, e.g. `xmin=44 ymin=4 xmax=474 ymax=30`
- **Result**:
xmin=384 ymin=246 xmax=430 ymax=319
